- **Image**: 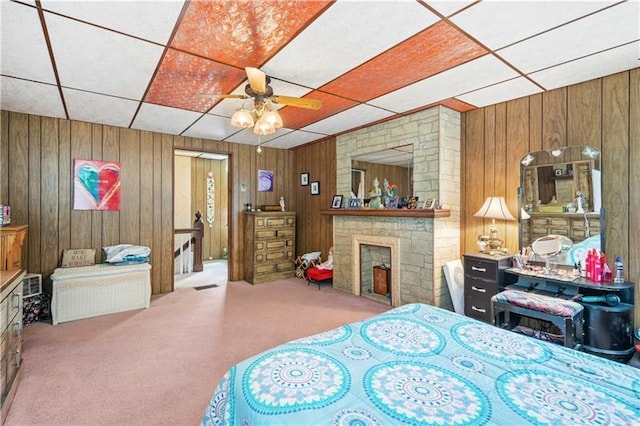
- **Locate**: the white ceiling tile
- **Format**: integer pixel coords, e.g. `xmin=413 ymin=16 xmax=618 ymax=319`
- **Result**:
xmin=425 ymin=1 xmax=477 ymax=18
xmin=370 ymin=55 xmax=519 ymax=112
xmin=40 ymin=0 xmax=185 ymax=45
xmin=263 ymin=0 xmax=440 ymax=88
xmin=1 ymin=77 xmax=66 ymax=118
xmin=62 ymin=88 xmax=139 ymax=128
xmin=262 ymin=130 xmax=327 ymax=150
xmin=182 ymin=114 xmax=240 ymax=140
xmin=529 ymin=41 xmax=640 ymax=91
xmin=132 ymin=103 xmax=202 ymax=135
xmin=45 ymin=12 xmax=164 ymax=99
xmin=224 ymin=127 xmax=290 ymax=146
xmin=451 ymin=1 xmax=617 ymax=50
xmin=498 ymin=1 xmax=640 ymax=73
xmin=456 ymin=77 xmax=542 ymax=108
xmin=302 ymin=104 xmax=394 ymax=135
xmin=0 ymin=1 xmax=57 ymax=83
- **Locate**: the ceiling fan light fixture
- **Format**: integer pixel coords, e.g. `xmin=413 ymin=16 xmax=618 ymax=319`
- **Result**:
xmin=261 ymin=110 xmax=283 ymax=129
xmin=230 ymin=108 xmax=254 ymax=128
xmin=253 ymin=119 xmax=276 ymax=136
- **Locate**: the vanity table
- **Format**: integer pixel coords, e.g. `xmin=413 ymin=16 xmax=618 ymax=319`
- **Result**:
xmin=504 ymin=267 xmax=634 ymax=361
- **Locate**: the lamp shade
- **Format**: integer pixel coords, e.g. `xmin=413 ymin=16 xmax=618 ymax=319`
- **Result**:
xmin=261 ymin=110 xmax=283 ymax=129
xmin=230 ymin=108 xmax=254 ymax=128
xmin=253 ymin=119 xmax=276 ymax=135
xmin=473 ymin=197 xmax=516 ymax=221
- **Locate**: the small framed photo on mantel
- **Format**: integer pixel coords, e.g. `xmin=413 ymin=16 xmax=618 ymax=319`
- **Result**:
xmin=331 ymin=195 xmax=343 ymax=209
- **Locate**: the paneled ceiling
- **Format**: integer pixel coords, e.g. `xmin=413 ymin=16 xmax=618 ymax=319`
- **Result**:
xmin=2 ymin=0 xmax=638 ymax=150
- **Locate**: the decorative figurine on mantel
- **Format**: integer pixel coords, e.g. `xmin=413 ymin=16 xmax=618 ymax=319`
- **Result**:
xmin=280 ymin=196 xmax=286 ymax=211
xmin=575 ymin=191 xmax=585 ymax=214
xmin=382 ymin=178 xmax=398 ymax=208
xmin=369 ymin=178 xmax=382 ymax=209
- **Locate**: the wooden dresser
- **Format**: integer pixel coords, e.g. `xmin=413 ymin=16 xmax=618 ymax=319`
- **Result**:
xmin=243 ymin=212 xmax=296 ymax=284
xmin=1 ymin=224 xmax=27 ymax=423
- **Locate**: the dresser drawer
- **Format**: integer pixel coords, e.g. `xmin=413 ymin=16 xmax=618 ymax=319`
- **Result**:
xmin=464 ymin=258 xmax=497 ymax=282
xmin=464 ymin=294 xmax=493 ymax=323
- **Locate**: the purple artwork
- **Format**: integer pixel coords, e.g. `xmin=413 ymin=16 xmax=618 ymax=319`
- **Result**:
xmin=258 ymin=169 xmax=273 ymax=192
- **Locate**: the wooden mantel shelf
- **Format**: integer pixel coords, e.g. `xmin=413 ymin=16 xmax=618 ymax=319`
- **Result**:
xmin=320 ymin=209 xmax=450 ymax=218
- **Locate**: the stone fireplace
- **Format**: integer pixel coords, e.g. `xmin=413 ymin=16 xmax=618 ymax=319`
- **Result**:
xmin=332 ymin=106 xmax=461 ymax=309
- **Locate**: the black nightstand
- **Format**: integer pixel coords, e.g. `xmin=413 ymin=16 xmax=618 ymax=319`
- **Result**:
xmin=463 ymin=253 xmax=515 ymax=323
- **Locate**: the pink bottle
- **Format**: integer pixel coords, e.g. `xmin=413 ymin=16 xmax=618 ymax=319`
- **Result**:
xmin=585 ymin=250 xmax=593 ymax=280
xmin=593 ymin=252 xmax=603 ymax=282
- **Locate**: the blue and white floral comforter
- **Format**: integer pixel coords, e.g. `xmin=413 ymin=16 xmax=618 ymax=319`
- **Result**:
xmin=202 ymin=303 xmax=640 ymax=425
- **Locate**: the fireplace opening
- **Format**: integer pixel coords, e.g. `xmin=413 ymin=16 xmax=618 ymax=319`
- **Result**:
xmin=360 ymin=244 xmax=391 ymax=304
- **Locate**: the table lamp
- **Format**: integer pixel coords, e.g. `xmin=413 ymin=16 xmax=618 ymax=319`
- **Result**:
xmin=473 ymin=196 xmax=516 ymax=252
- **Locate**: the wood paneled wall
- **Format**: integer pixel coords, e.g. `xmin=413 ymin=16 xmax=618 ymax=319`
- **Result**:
xmin=291 ymin=138 xmax=336 ymax=258
xmin=462 ymin=68 xmax=640 ymax=325
xmin=190 ymin=157 xmax=228 ymax=260
xmin=0 ymin=111 xmax=294 ymax=294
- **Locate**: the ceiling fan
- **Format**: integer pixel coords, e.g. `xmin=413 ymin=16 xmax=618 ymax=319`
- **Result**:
xmin=199 ymin=68 xmax=321 ymax=143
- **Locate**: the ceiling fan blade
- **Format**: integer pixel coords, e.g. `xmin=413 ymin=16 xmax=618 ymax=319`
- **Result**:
xmin=195 ymin=93 xmax=248 ymax=100
xmin=272 ymin=96 xmax=322 ymax=110
xmin=245 ymin=67 xmax=267 ymax=94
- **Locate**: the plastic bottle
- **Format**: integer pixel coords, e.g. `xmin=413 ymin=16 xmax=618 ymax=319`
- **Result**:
xmin=585 ymin=250 xmax=593 ymax=280
xmin=614 ymin=256 xmax=624 ymax=283
xmin=593 ymin=252 xmax=603 ymax=282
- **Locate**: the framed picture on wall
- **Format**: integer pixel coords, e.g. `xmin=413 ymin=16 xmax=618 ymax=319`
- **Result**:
xmin=300 ymin=172 xmax=309 ymax=186
xmin=311 ymin=181 xmax=320 ymax=195
xmin=331 ymin=195 xmax=343 ymax=209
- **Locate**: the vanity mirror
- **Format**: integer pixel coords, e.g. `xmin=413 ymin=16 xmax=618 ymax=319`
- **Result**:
xmin=519 ymin=145 xmax=603 ymax=264
xmin=350 ymin=144 xmax=413 ymax=204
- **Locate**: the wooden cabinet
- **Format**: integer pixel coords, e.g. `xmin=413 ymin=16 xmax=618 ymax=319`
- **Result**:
xmin=463 ymin=253 xmax=514 ymax=323
xmin=0 ymin=225 xmax=27 ymax=272
xmin=243 ymin=212 xmax=296 ymax=284
xmin=1 ymin=272 xmax=26 ymax=423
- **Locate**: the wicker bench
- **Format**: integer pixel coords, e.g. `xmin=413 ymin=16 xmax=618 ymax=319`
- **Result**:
xmin=492 ymin=289 xmax=583 ymax=348
xmin=50 ymin=263 xmax=151 ymax=325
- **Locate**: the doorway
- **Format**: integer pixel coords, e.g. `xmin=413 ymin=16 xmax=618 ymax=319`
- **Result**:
xmin=174 ymin=149 xmax=230 ymax=289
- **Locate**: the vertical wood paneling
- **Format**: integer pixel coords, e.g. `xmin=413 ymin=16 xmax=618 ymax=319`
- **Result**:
xmin=602 ymin=72 xmax=629 ymax=273
xmin=28 ymin=115 xmax=41 ymax=272
xmin=9 ymin=113 xmax=29 ymax=271
xmin=151 ymin=133 xmax=163 ymax=293
xmin=41 ymin=117 xmax=59 ymax=274
xmin=506 ymin=97 xmax=530 ymax=244
xmin=1 ymin=111 xmax=8 ymax=200
xmin=57 ymin=119 xmax=71 ymax=263
xmin=494 ymin=103 xmax=509 ymax=240
xmin=463 ymin=110 xmax=486 ymax=251
xmin=542 ymin=88 xmax=567 ymax=150
xmin=102 ymin=126 xmax=120 ymax=246
xmin=629 ymin=68 xmax=640 ymax=290
xmin=139 ymin=131 xmax=154 ymax=259
xmin=161 ymin=133 xmax=174 ymax=293
xmin=528 ymin=93 xmax=543 ymax=153
xmin=69 ymin=121 xmax=92 ymax=249
xmin=120 ymin=128 xmax=140 ymax=244
xmin=568 ymin=79 xmax=601 ymax=150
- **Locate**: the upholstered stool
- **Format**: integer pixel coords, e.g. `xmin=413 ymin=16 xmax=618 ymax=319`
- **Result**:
xmin=306 ymin=267 xmax=333 ymax=290
xmin=491 ymin=289 xmax=583 ymax=348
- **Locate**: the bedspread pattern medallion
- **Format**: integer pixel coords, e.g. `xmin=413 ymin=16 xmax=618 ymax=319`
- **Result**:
xmin=202 ymin=303 xmax=640 ymax=425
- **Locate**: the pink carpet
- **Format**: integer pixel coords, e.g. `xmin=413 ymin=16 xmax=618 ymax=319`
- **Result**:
xmin=5 ymin=278 xmax=390 ymax=426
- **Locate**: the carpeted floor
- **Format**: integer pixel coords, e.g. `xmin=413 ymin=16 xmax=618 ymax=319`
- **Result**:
xmin=6 ymin=277 xmax=390 ymax=426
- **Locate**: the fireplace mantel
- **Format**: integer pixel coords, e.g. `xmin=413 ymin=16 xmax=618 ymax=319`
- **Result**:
xmin=321 ymin=209 xmax=450 ymax=218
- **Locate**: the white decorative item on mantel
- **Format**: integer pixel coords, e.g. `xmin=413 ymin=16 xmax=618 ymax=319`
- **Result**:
xmin=280 ymin=196 xmax=286 ymax=211
xmin=207 ymin=172 xmax=215 ymax=227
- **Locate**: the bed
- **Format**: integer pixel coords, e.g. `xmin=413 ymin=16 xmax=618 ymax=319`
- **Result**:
xmin=202 ymin=303 xmax=640 ymax=425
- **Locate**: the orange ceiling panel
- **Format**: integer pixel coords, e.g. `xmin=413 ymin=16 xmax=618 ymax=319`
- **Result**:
xmin=278 ymin=90 xmax=358 ymax=130
xmin=145 ymin=49 xmax=247 ymax=112
xmin=440 ymin=98 xmax=476 ymax=112
xmin=170 ymin=0 xmax=333 ymax=68
xmin=321 ymin=21 xmax=488 ymax=102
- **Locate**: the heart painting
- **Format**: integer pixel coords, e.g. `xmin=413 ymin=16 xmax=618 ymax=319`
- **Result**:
xmin=73 ymin=159 xmax=121 ymax=210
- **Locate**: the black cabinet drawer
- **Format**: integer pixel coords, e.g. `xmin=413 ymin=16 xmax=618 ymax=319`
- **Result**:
xmin=465 ymin=294 xmax=493 ymax=323
xmin=464 ymin=258 xmax=497 ymax=281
